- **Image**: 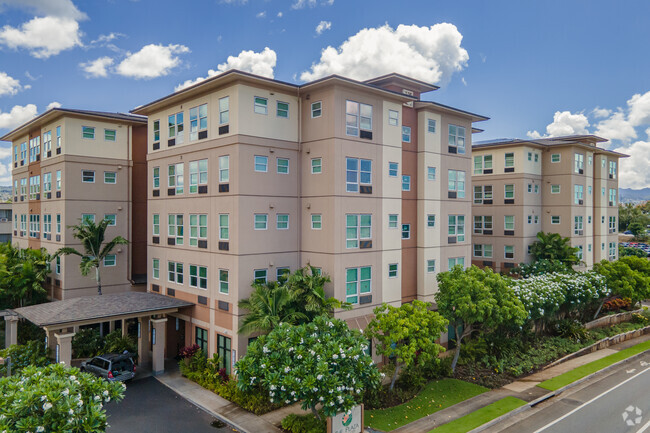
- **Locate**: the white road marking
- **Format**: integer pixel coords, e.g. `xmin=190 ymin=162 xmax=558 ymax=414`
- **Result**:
xmin=534 ymin=366 xmax=650 ymax=432
xmin=637 ymin=418 xmax=650 ymax=433
xmin=628 ymin=369 xmax=638 ymax=374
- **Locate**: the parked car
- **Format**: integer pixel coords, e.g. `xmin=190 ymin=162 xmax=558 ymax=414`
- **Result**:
xmin=624 ymin=230 xmax=633 ymax=235
xmin=80 ymin=353 xmax=135 ymax=382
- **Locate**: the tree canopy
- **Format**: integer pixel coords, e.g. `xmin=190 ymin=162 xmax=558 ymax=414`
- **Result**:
xmin=594 ymin=258 xmax=650 ymax=306
xmin=0 ymin=243 xmax=53 ymax=309
xmin=529 ymin=232 xmax=580 ymax=266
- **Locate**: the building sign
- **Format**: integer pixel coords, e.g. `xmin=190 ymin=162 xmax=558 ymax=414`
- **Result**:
xmin=402 ymin=89 xmax=414 ymax=107
xmin=328 ymin=405 xmax=363 ymax=433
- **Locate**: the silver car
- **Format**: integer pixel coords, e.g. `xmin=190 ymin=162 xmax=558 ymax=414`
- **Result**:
xmin=80 ymin=353 xmax=136 ymax=382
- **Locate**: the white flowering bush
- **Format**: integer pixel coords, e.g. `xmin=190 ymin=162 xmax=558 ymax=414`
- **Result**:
xmin=0 ymin=363 xmax=125 ymax=433
xmin=236 ymin=315 xmax=382 ymax=420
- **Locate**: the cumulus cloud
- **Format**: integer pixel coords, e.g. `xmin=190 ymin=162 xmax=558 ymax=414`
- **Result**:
xmin=595 ymin=110 xmax=637 ymax=142
xmin=627 ymin=91 xmax=650 ymax=127
xmin=277 ymin=12 xmax=283 ymax=17
xmin=0 ymin=72 xmax=29 ymax=97
xmin=115 ymin=44 xmax=190 ymax=79
xmin=0 ymin=16 xmax=83 ymax=58
xmin=291 ymin=0 xmax=317 ymax=9
xmin=0 ymin=0 xmax=87 ymax=20
xmin=613 ymin=140 xmax=650 ymax=189
xmin=592 ymin=107 xmax=611 ymax=118
xmin=220 ymin=0 xmax=248 ymax=3
xmin=46 ymin=101 xmax=61 ymax=110
xmin=256 ymin=11 xmax=266 ymax=18
xmin=527 ymin=111 xmax=590 ymax=138
xmin=80 ymin=56 xmax=114 ymax=78
xmin=300 ymin=23 xmax=468 ymax=85
xmin=0 ymin=104 xmax=38 ymax=130
xmin=315 ymin=21 xmax=332 ymax=35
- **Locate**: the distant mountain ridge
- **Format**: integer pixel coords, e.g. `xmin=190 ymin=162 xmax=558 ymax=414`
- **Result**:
xmin=620 ymin=188 xmax=650 ymax=202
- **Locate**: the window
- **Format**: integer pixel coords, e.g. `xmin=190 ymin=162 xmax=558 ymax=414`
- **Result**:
xmin=402 ymin=175 xmax=411 ymax=191
xmin=152 ymin=167 xmax=160 ymax=190
xmin=602 ymin=187 xmax=606 ymax=196
xmin=168 ymin=163 xmax=184 ymax=194
xmin=277 ymin=214 xmax=289 ymax=230
xmin=189 ymin=214 xmax=207 ymax=246
xmin=474 ymin=244 xmax=493 ymax=258
xmin=527 ymin=152 xmax=532 ymax=161
xmin=254 ymin=269 xmax=267 ymax=284
xmin=254 ymin=97 xmax=268 ymax=115
xmin=602 ymin=242 xmax=605 ymax=251
xmin=574 ymin=185 xmax=584 ymax=204
xmin=534 ymin=153 xmax=539 ymax=162
xmin=448 ymin=215 xmax=465 ymax=242
xmin=219 ymin=156 xmax=229 ymax=182
xmin=217 ymin=334 xmax=232 ymax=375
xmin=43 ymin=131 xmax=52 ymax=156
xmin=56 ymin=214 xmax=61 ymax=234
xmin=448 ymin=257 xmax=465 ymax=269
xmin=309 ymin=101 xmax=322 ymax=118
xmin=609 ymin=161 xmax=617 ymax=179
xmin=20 ymin=214 xmax=26 ymax=233
xmin=153 ymin=214 xmax=160 ymax=235
xmin=219 ymin=97 xmax=229 ymax=124
xmin=574 ymin=216 xmax=583 ymax=234
xmin=402 ymin=224 xmax=410 ymax=239
xmin=473 ymin=155 xmax=493 ymax=174
xmin=29 ymin=214 xmax=40 ymax=238
xmin=474 ymin=216 xmax=493 ymax=234
xmin=528 ymin=215 xmax=533 ymax=224
xmin=29 ymin=175 xmax=40 ymax=200
xmin=104 ymin=255 xmax=116 ymax=267
xmin=153 ymin=120 xmax=160 ymax=142
xmin=346 ymin=214 xmax=371 ymax=248
xmin=13 ymin=146 xmax=17 ymax=165
xmin=448 ymin=170 xmax=466 ymax=198
xmin=551 ymin=216 xmax=561 ymax=224
xmin=20 ymin=178 xmax=27 ymax=197
xmin=346 ymin=100 xmax=372 ymax=136
xmin=588 ymin=244 xmax=592 ymax=252
xmin=588 ymin=185 xmax=592 ymax=195
xmin=427 ymin=214 xmax=436 ymax=228
xmin=275 ymin=267 xmax=288 ymax=283
xmin=189 ymin=104 xmax=207 ymax=141
xmin=427 ymin=118 xmax=436 ymax=133
xmin=168 ymin=261 xmax=184 ymax=284
xmin=402 ymin=126 xmax=411 ymax=143
xmin=574 ymin=153 xmax=584 ymax=173
xmin=56 ymin=256 xmax=61 ymax=274
xmin=104 ymin=214 xmax=116 ymax=226
xmin=609 ymin=188 xmax=617 ymax=205
xmin=82 ymin=126 xmax=95 ymax=139
xmin=168 ymin=112 xmax=184 ymax=144
xmin=609 ymin=242 xmax=617 ymax=259
xmin=311 ymin=158 xmax=322 ymax=174
xmin=189 ymin=160 xmax=208 ymax=193
xmin=346 ymin=157 xmax=372 ymax=192
xmin=388 ymin=214 xmax=398 ymax=229
xmin=505 ymin=153 xmax=515 ymax=168
xmin=43 ymin=214 xmax=51 ymax=237
xmin=277 ymin=158 xmax=289 ymax=174
xmin=152 ymin=259 xmax=159 ymax=279
xmin=504 ymin=215 xmax=515 ymax=230
xmin=168 ymin=214 xmax=184 ymax=245
xmin=56 ymin=126 xmax=61 ymax=148
xmin=311 ymin=214 xmax=321 ymax=229
xmin=388 ymin=109 xmax=399 ymax=126
xmin=20 ymin=141 xmax=27 ymax=164
xmin=427 ymin=167 xmax=436 ymax=181
xmin=104 ymin=172 xmax=116 ymax=184
xmin=609 ymin=216 xmax=617 ymax=232
xmin=219 ymin=214 xmax=229 ymax=240
xmin=588 ymin=155 xmax=592 ymax=165
xmin=504 ymin=184 xmax=515 ymax=199
xmin=551 ymin=184 xmax=560 ymax=194
xmin=473 ymin=185 xmax=493 ymax=204
xmin=195 ymin=327 xmax=208 ymax=354
xmin=448 ymin=125 xmax=466 ymax=154
xmin=345 ymin=266 xmax=371 ymax=304
xmin=189 ymin=265 xmax=208 ymax=289
xmin=219 ymin=270 xmax=229 ymax=294
xmin=104 ymin=129 xmax=116 ymax=141
xmin=277 ymin=101 xmax=289 ymax=118
xmin=551 ymin=153 xmax=560 ymax=163
xmin=254 ymin=214 xmax=268 ymax=230
xmin=82 ymin=170 xmax=95 ymax=183
xmin=388 ymin=263 xmax=398 ymax=278
xmin=588 ymin=216 xmax=592 ymax=224
xmin=254 ymin=156 xmax=268 ymax=172
xmin=427 ymin=260 xmax=436 ymax=273
xmin=504 ymin=246 xmax=514 ymax=259
xmin=388 ymin=162 xmax=398 ymax=177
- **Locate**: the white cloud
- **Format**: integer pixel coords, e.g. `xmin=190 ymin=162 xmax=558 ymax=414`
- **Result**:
xmin=80 ymin=56 xmax=114 ymax=78
xmin=300 ymin=23 xmax=469 ymax=85
xmin=0 ymin=16 xmax=83 ymax=58
xmin=277 ymin=12 xmax=283 ymax=17
xmin=291 ymin=0 xmax=316 ymax=9
xmin=0 ymin=0 xmax=87 ymax=20
xmin=46 ymin=101 xmax=61 ymax=110
xmin=116 ymin=44 xmax=190 ymax=79
xmin=527 ymin=111 xmax=590 ymax=139
xmin=0 ymin=104 xmax=38 ymax=130
xmin=613 ymin=140 xmax=650 ymax=189
xmin=323 ymin=0 xmax=334 ymax=4
xmin=627 ymin=91 xmax=650 ymax=127
xmin=0 ymin=72 xmax=27 ymax=97
xmin=220 ymin=0 xmax=248 ymax=3
xmin=0 ymin=147 xmax=11 ymax=159
xmin=256 ymin=11 xmax=266 ymax=18
xmin=595 ymin=110 xmax=637 ymax=142
xmin=592 ymin=107 xmax=611 ymax=118
xmin=315 ymin=21 xmax=332 ymax=35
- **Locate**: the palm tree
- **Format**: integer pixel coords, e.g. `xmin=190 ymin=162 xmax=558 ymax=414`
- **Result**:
xmin=238 ymin=282 xmax=308 ymax=334
xmin=57 ymin=218 xmax=128 ymax=295
xmin=285 ymin=265 xmax=350 ymax=320
xmin=529 ymin=231 xmax=579 ymax=266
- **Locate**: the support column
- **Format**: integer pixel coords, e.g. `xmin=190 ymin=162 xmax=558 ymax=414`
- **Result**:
xmin=4 ymin=315 xmax=18 ymax=348
xmin=54 ymin=332 xmax=75 ymax=367
xmin=151 ymin=318 xmax=167 ymax=375
xmin=109 ymin=321 xmax=115 ymax=333
xmin=137 ymin=317 xmax=151 ymax=366
xmin=46 ymin=329 xmax=58 ymax=355
xmin=121 ymin=319 xmax=127 ymax=337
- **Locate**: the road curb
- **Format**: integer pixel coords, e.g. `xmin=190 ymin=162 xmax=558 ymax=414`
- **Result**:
xmin=468 ymin=347 xmax=650 ymax=433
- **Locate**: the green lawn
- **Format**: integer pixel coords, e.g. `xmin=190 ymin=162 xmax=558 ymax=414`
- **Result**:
xmin=538 ymin=339 xmax=650 ymax=391
xmin=364 ymin=379 xmax=488 ymax=431
xmin=427 ymin=397 xmax=526 ymax=433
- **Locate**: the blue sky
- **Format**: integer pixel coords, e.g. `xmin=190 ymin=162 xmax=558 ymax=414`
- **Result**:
xmin=1 ymin=0 xmax=650 ymax=187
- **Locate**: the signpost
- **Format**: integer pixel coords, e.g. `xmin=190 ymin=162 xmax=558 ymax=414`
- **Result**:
xmin=327 ymin=405 xmax=364 ymax=433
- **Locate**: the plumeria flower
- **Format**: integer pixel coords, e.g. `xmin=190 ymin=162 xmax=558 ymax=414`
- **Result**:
xmin=43 ymin=402 xmax=53 ymax=411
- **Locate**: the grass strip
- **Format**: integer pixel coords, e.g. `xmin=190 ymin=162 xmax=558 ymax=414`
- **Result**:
xmin=538 ymin=339 xmax=650 ymax=391
xmin=427 ymin=396 xmax=526 ymax=433
xmin=364 ymin=378 xmax=488 ymax=432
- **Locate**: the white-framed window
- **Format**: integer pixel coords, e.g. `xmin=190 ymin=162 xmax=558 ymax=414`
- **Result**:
xmin=254 ymin=97 xmax=268 ymax=115
xmin=219 ymin=214 xmax=229 ymax=240
xmin=527 ymin=152 xmax=533 ymax=161
xmin=168 ymin=112 xmax=184 ymax=144
xmin=504 ymin=215 xmax=515 ymax=230
xmin=474 ymin=215 xmax=493 ymax=234
xmin=104 ymin=254 xmax=116 ymax=267
xmin=551 ymin=184 xmax=560 ymax=194
xmin=311 ymin=214 xmax=322 ymax=230
xmin=277 ymin=157 xmax=289 ymax=174
xmin=609 ymin=188 xmax=617 ymax=206
xmin=189 ymin=104 xmax=208 ymax=141
xmin=551 ymin=153 xmax=561 ymax=163
xmin=56 ymin=214 xmax=61 ymax=234
xmin=401 ymin=223 xmax=410 ymax=239
xmin=427 ymin=259 xmax=436 ymax=273
xmin=388 ymin=263 xmax=398 ymax=278
xmin=345 ymin=100 xmax=372 ymax=137
xmin=609 ymin=161 xmax=617 ymax=179
xmin=402 ymin=175 xmax=411 ymax=191
xmin=277 ymin=101 xmax=289 ymax=118
xmin=602 ymin=187 xmax=606 ymax=196
xmin=448 ymin=257 xmax=465 ymax=270
xmin=388 ymin=162 xmax=398 ymax=177
xmin=104 ymin=172 xmax=116 ymax=184
xmin=254 ymin=155 xmax=268 ymax=172
xmin=427 ymin=214 xmax=436 ymax=228
xmin=168 ymin=261 xmax=183 ymax=284
xmin=448 ymin=124 xmax=466 ymax=154
xmin=427 ymin=118 xmax=436 ymax=133
xmin=473 ymin=155 xmax=493 ymax=174
xmin=388 ymin=214 xmax=398 ymax=229
xmin=55 ymin=256 xmax=61 ymax=274
xmin=345 ymin=157 xmax=372 ymax=192
xmin=189 ymin=160 xmax=208 ymax=193
xmin=473 ymin=244 xmax=493 ymax=258
xmin=402 ymin=126 xmax=411 ymax=143
xmin=82 ymin=126 xmax=95 ymax=140
xmin=277 ymin=214 xmax=289 ymax=230
xmin=473 ymin=185 xmax=493 ymax=204
xmin=609 ymin=216 xmax=617 ymax=232
xmin=29 ymin=175 xmax=40 ymax=200
xmin=29 ymin=214 xmax=40 ymax=238
xmin=254 ymin=269 xmax=267 ymax=284
xmin=168 ymin=214 xmax=184 ymax=245
xmin=276 ymin=267 xmax=290 ymax=282
xmin=602 ymin=216 xmax=605 ymax=224
xmin=104 ymin=129 xmax=116 ymax=142
xmin=588 ymin=185 xmax=592 ymax=195
xmin=448 ymin=215 xmax=465 ymax=242
xmin=104 ymin=214 xmax=116 ymax=226
xmin=43 ymin=214 xmax=51 ymax=237
xmin=219 ymin=269 xmax=229 ymax=294
xmin=534 ymin=153 xmax=539 ymax=162
xmin=168 ymin=163 xmax=184 ymax=194
xmin=219 ymin=97 xmax=230 ymax=125
xmin=551 ymin=215 xmax=561 ymax=224
xmin=345 ymin=266 xmax=371 ymax=304
xmin=588 ymin=244 xmax=592 ymax=252
xmin=152 ymin=259 xmax=160 ymax=279
xmin=189 ymin=265 xmax=208 ymax=289
xmin=43 ymin=131 xmax=52 ymax=156
xmin=153 ymin=167 xmax=160 ymax=189
xmin=504 ymin=246 xmax=514 ymax=259
xmin=152 ymin=214 xmax=160 ymax=236
xmin=346 ymin=214 xmax=371 ymax=248
xmin=153 ymin=120 xmax=160 ymax=142
xmin=504 ymin=184 xmax=515 ymax=199
xmin=254 ymin=214 xmax=268 ymax=230
xmin=388 ymin=109 xmax=399 ymax=126
xmin=311 ymin=158 xmax=322 ymax=174
xmin=574 ymin=153 xmax=584 ymax=173
xmin=427 ymin=167 xmax=436 ymax=181
xmin=588 ymin=216 xmax=592 ymax=224
xmin=574 ymin=216 xmax=583 ymax=234
xmin=82 ymin=170 xmax=95 ymax=183
xmin=189 ymin=214 xmax=207 ymax=247
xmin=505 ymin=152 xmax=515 ymax=168
xmin=311 ymin=101 xmax=322 ymax=118
xmin=448 ymin=170 xmax=466 ymax=198
xmin=574 ymin=184 xmax=584 ymax=204
xmin=219 ymin=156 xmax=229 ymax=182
xmin=56 ymin=126 xmax=61 ymax=148
xmin=20 ymin=178 xmax=27 ymax=197
xmin=609 ymin=242 xmax=617 ymax=259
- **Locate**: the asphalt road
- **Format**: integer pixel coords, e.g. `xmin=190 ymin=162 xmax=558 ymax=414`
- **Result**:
xmin=490 ymin=351 xmax=650 ymax=433
xmin=105 ymin=376 xmax=236 ymax=433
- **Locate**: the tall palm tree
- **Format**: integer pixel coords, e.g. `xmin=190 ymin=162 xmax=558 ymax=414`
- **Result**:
xmin=238 ymin=282 xmax=308 ymax=335
xmin=530 ymin=231 xmax=579 ymax=266
xmin=57 ymin=218 xmax=128 ymax=295
xmin=285 ymin=265 xmax=350 ymax=320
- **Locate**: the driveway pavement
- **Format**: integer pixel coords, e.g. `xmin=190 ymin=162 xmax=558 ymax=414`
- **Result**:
xmin=105 ymin=377 xmax=236 ymax=433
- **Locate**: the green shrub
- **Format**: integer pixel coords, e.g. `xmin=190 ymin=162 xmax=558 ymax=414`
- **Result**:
xmin=396 ymin=363 xmax=427 ymax=391
xmin=0 ymin=340 xmax=50 ymax=375
xmin=632 ymin=313 xmax=649 ymax=324
xmin=72 ymin=328 xmax=103 ymax=358
xmin=281 ymin=413 xmax=326 ymax=433
xmin=102 ymin=330 xmax=137 ymax=358
xmin=552 ymin=319 xmax=589 ymax=342
xmin=17 ymin=320 xmax=45 ymax=345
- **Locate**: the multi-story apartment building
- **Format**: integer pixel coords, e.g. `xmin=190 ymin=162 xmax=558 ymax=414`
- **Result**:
xmin=471 ymin=135 xmax=626 ymax=272
xmin=2 ymin=108 xmax=148 ymax=299
xmin=132 ymin=70 xmax=487 ymax=369
xmin=0 ymin=202 xmax=12 ymax=243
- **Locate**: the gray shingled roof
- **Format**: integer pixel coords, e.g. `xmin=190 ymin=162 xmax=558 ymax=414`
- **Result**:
xmin=12 ymin=292 xmax=193 ymax=327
